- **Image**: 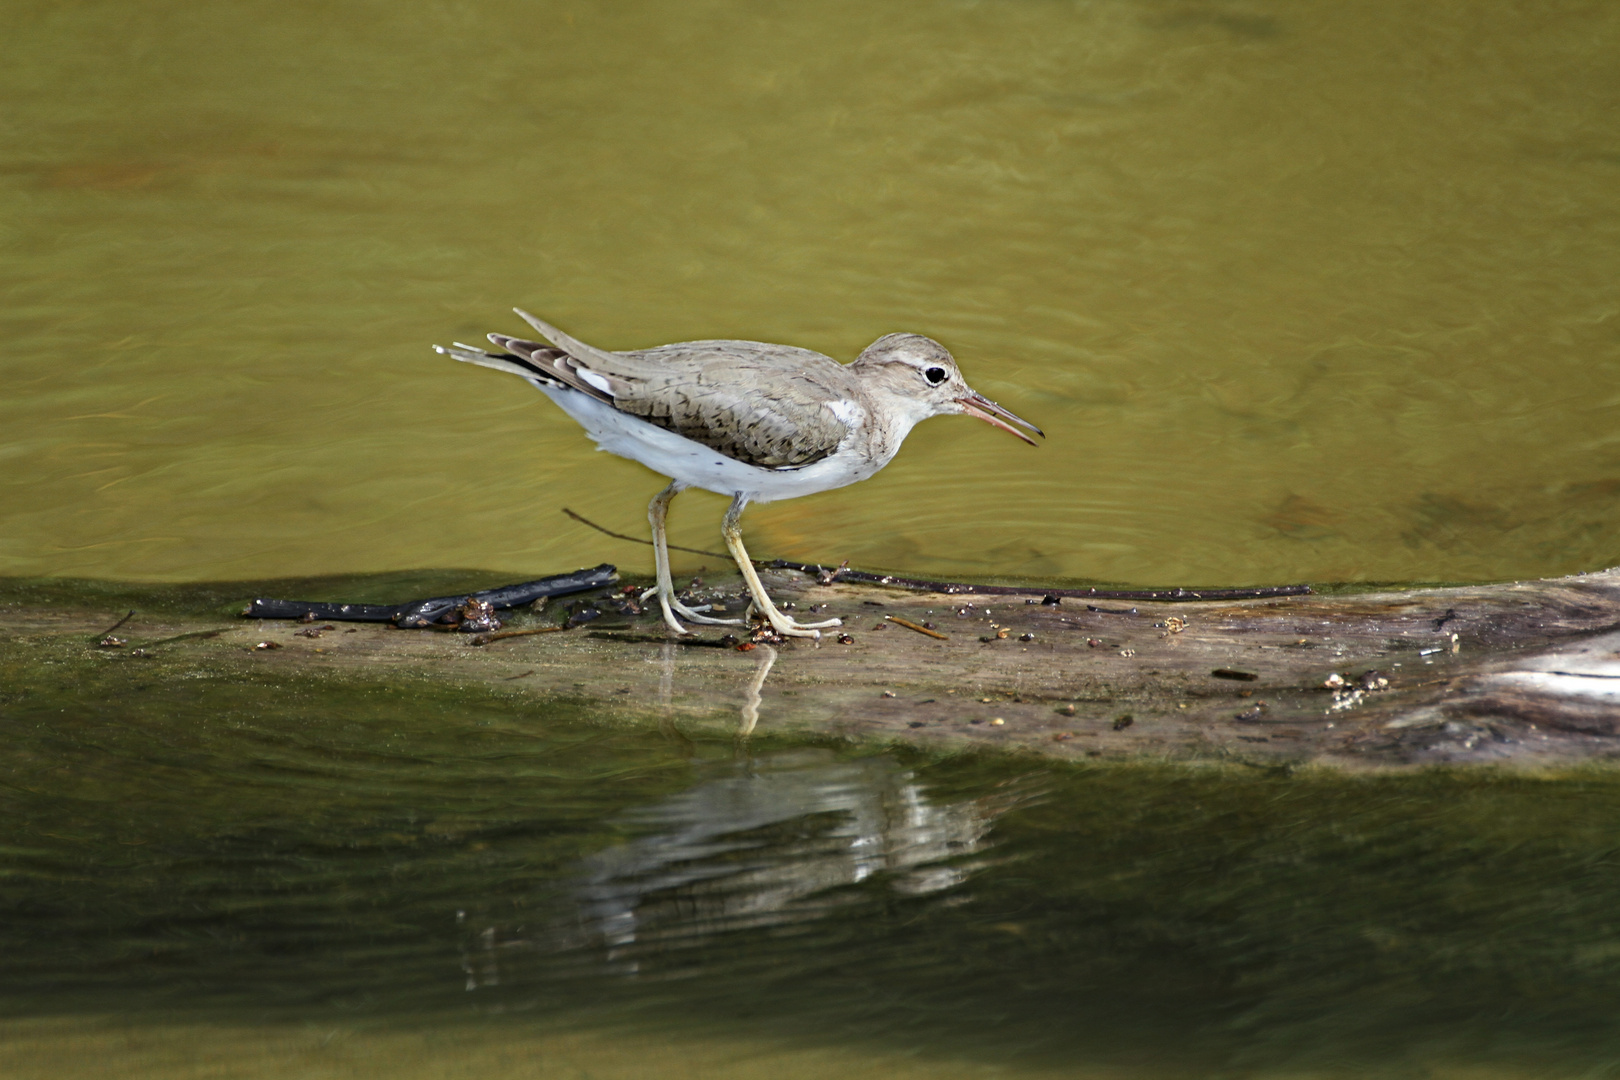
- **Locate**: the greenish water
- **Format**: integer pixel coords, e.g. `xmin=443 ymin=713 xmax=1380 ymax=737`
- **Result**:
xmin=3 ymin=0 xmax=1619 ymax=588
xmin=7 ymin=645 xmax=1620 ymax=1078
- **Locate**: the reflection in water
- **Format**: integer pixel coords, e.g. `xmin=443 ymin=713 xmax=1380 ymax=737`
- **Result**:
xmin=655 ymin=634 xmax=776 ymax=738
xmin=464 ymin=751 xmax=1035 ymax=988
xmin=736 ymin=644 xmax=777 ymax=737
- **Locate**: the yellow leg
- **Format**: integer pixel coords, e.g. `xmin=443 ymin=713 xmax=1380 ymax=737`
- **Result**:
xmin=642 ymin=482 xmax=742 ymax=635
xmin=721 ymin=495 xmax=842 ymax=639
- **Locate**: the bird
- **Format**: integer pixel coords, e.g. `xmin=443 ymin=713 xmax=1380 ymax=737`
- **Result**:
xmin=435 ymin=310 xmax=1042 ymax=638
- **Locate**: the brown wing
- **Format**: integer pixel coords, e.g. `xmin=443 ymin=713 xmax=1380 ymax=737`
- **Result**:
xmin=611 ymin=342 xmax=855 ymax=469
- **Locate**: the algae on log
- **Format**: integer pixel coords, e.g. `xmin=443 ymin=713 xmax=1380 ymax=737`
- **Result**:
xmin=6 ymin=567 xmax=1620 ymax=770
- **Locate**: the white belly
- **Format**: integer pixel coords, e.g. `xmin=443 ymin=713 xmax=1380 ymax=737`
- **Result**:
xmin=536 ymin=383 xmax=895 ymax=503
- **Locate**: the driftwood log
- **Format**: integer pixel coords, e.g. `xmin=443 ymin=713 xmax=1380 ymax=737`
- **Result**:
xmin=9 ymin=565 xmax=1620 ymax=770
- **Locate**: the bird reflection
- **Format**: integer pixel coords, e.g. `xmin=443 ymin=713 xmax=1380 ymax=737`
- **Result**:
xmin=462 ymin=749 xmax=1037 ymax=988
xmin=653 ymin=633 xmax=777 ymax=738
xmin=736 ymin=644 xmax=776 ymax=737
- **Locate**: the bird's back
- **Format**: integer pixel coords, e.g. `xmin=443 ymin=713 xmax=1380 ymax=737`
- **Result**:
xmin=605 ymin=341 xmax=859 ymax=470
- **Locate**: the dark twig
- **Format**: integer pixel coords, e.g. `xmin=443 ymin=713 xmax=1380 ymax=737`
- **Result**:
xmin=563 ymin=508 xmax=728 ymax=560
xmin=93 ymin=610 xmax=135 ymax=643
xmin=468 ymin=627 xmax=568 ymax=646
xmin=767 ymin=560 xmax=1312 ymax=603
xmin=243 ymin=565 xmax=618 ymax=624
xmin=563 ymin=509 xmax=1311 ymax=602
xmin=586 ymin=631 xmax=736 ymax=648
xmin=139 ymin=628 xmax=228 ymax=648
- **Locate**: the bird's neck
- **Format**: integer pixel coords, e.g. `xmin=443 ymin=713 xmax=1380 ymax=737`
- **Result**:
xmin=858 ymin=391 xmax=937 ymax=463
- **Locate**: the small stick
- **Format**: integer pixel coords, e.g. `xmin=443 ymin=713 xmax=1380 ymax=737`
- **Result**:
xmin=885 ymin=615 xmax=948 ymax=640
xmin=469 ymin=626 xmax=568 ymax=646
xmin=565 ymin=508 xmax=1311 ymax=604
xmin=140 ymin=628 xmax=228 ymax=648
xmin=93 ymin=610 xmax=135 ymax=642
xmin=562 ymin=508 xmax=728 ymax=559
xmin=766 ymin=559 xmax=1312 ymax=602
xmin=585 ymin=631 xmax=735 ymax=648
xmin=502 ymin=669 xmax=536 ymax=680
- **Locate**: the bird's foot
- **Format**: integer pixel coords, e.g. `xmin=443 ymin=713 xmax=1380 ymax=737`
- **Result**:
xmin=672 ymin=598 xmax=744 ymax=627
xmin=747 ymin=602 xmax=842 ymax=640
xmin=642 ymin=587 xmax=744 ymax=635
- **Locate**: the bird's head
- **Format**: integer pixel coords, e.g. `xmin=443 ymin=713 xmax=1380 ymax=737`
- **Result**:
xmin=851 ymin=333 xmax=1043 ymax=445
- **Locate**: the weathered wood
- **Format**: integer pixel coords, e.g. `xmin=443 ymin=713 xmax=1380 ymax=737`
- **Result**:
xmin=8 ymin=567 xmax=1620 ymax=770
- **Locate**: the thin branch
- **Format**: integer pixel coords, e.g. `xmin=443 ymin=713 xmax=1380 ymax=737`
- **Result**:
xmin=468 ymin=626 xmax=568 ymax=646
xmin=885 ymin=615 xmax=949 ymax=640
xmin=93 ymin=610 xmax=135 ymax=642
xmin=765 ymin=559 xmax=1312 ymax=602
xmin=140 ymin=628 xmax=228 ymax=648
xmin=563 ymin=508 xmax=1310 ymax=603
xmin=563 ymin=508 xmax=729 ymax=560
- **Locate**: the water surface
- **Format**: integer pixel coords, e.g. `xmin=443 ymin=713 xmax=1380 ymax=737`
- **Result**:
xmin=2 ymin=0 xmax=1618 ymax=586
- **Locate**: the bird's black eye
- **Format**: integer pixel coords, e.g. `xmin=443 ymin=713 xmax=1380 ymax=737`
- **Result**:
xmin=924 ymin=366 xmax=947 ymax=385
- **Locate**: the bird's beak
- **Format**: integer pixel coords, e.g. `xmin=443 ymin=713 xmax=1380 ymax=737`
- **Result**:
xmin=956 ymin=392 xmax=1044 ymax=446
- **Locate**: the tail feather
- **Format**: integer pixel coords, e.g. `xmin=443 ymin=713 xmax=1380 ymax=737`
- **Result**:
xmin=436 ymin=317 xmax=621 ymax=407
xmin=487 ymin=334 xmax=561 ymax=364
xmin=432 ymin=343 xmax=560 ymax=385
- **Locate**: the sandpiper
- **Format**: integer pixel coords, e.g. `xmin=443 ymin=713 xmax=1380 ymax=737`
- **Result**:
xmin=436 ymin=310 xmax=1042 ymax=638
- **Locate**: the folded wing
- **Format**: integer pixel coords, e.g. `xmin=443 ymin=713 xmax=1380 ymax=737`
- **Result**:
xmin=437 ymin=316 xmax=857 ymax=470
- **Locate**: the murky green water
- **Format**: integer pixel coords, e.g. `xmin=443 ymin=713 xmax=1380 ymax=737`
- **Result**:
xmin=4 ymin=0 xmax=1619 ymax=587
xmin=6 ymin=649 xmax=1620 ymax=1078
